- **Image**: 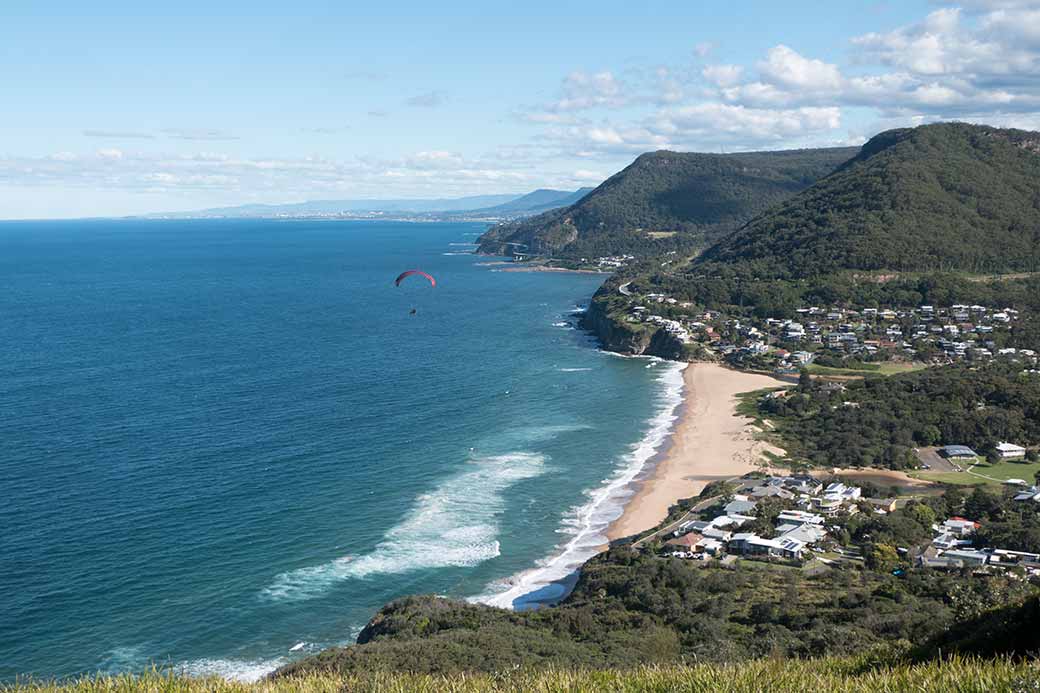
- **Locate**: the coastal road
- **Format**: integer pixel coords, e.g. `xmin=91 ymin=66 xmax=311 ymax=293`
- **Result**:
xmin=618 ymin=281 xmax=633 ymax=296
xmin=629 ymin=493 xmax=724 ymax=549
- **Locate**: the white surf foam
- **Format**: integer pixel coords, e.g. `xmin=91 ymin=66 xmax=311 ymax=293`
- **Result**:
xmin=177 ymin=657 xmax=287 ymax=683
xmin=262 ymin=452 xmax=547 ymax=602
xmin=557 ymin=367 xmax=592 ymax=372
xmin=474 ymin=360 xmax=687 ymax=609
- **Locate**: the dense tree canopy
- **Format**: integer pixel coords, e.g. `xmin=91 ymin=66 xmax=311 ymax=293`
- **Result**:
xmin=476 ymin=147 xmax=857 ymax=257
xmin=762 ymin=363 xmax=1040 ymax=469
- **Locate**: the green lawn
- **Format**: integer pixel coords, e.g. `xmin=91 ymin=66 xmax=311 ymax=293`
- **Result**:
xmin=913 ymin=459 xmax=1040 ymax=487
xmin=805 ymin=362 xmax=926 ymax=378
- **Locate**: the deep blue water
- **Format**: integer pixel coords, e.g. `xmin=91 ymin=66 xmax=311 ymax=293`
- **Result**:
xmin=0 ymin=219 xmax=683 ymax=681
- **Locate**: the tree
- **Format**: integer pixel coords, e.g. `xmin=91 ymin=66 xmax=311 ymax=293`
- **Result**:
xmin=866 ymin=543 xmax=900 ymax=572
xmin=964 ymin=487 xmax=1001 ymax=521
xmin=905 ymin=502 xmax=937 ymax=528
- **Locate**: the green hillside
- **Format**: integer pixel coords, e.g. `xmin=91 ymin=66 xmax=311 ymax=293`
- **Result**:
xmin=476 ymin=147 xmax=858 ymax=258
xmin=700 ymin=123 xmax=1040 ymax=278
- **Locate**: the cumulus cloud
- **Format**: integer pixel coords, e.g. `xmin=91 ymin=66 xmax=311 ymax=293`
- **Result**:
xmin=517 ymin=1 xmax=1040 ymax=159
xmin=758 ymin=45 xmax=843 ymax=90
xmin=554 ymin=70 xmax=626 ymax=111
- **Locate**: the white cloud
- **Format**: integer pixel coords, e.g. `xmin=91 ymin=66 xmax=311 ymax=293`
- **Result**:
xmin=654 ymin=104 xmax=842 ymax=142
xmin=545 ymin=70 xmax=626 ymax=112
xmin=758 ymin=45 xmax=843 ymax=90
xmin=702 ymin=64 xmax=744 ymax=87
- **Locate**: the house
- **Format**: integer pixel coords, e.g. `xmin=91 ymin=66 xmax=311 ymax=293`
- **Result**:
xmin=932 ymin=532 xmax=971 ymax=550
xmin=988 ymin=548 xmax=1040 ymax=566
xmin=1013 ymin=486 xmax=1040 ymax=502
xmin=940 ymin=445 xmax=979 ymax=460
xmin=776 ymin=510 xmax=824 ymax=526
xmin=728 ymin=533 xmax=787 ymax=558
xmin=920 ymin=556 xmax=966 ymax=570
xmin=776 ymin=537 xmax=805 ymax=559
xmin=713 ymin=514 xmax=753 ymax=528
xmin=702 ymin=525 xmax=733 ymax=541
xmin=941 ymin=549 xmax=989 ymax=566
xmin=791 ymin=351 xmax=814 ymax=365
xmin=811 ymin=483 xmax=862 ymax=515
xmin=666 ymin=533 xmax=704 ymax=550
xmin=778 ymin=523 xmax=827 ymax=545
xmin=942 ymin=518 xmax=979 ymax=536
xmin=782 ymin=476 xmax=823 ymax=495
xmin=695 ymin=537 xmax=725 ymax=555
xmin=751 ymin=485 xmax=794 ymax=500
xmin=996 ymin=442 xmax=1027 ymax=459
xmin=866 ymin=498 xmax=898 ymax=513
xmin=727 ymin=532 xmax=758 ymax=554
xmin=724 ymin=499 xmax=758 ymax=516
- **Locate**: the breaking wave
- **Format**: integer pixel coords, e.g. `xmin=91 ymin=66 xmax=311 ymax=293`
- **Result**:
xmin=262 ymin=452 xmax=547 ymax=602
xmin=475 ymin=361 xmax=686 ymax=609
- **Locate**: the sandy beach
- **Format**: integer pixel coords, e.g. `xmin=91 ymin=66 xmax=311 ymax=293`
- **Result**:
xmin=607 ymin=363 xmax=788 ymax=540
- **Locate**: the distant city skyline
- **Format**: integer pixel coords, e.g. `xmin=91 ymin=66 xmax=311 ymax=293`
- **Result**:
xmin=3 ymin=0 xmax=1040 ymax=218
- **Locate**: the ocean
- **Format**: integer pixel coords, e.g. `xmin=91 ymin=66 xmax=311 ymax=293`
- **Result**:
xmin=0 ymin=219 xmax=684 ymax=682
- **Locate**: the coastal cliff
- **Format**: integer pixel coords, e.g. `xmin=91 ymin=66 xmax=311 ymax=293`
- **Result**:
xmin=579 ymin=294 xmax=692 ymax=360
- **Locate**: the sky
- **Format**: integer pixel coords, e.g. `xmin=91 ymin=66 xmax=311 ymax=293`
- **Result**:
xmin=3 ymin=0 xmax=1040 ymax=218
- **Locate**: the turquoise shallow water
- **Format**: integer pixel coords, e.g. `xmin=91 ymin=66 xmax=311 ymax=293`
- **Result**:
xmin=0 ymin=219 xmax=683 ymax=681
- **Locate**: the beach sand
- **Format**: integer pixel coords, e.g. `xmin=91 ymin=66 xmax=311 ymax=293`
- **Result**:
xmin=607 ymin=363 xmax=788 ymax=541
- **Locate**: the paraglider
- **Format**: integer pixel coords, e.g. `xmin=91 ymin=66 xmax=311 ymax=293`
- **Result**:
xmin=394 ymin=269 xmax=435 ymax=315
xmin=394 ymin=270 xmax=436 ymax=287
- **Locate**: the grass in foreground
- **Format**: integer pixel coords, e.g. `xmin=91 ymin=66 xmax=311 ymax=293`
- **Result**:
xmin=6 ymin=657 xmax=1039 ymax=693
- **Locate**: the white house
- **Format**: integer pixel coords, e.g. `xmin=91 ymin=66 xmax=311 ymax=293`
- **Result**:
xmin=996 ymin=442 xmax=1027 ymax=460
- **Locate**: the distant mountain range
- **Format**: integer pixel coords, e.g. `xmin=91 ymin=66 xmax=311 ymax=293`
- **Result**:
xmin=140 ymin=188 xmax=593 ymax=220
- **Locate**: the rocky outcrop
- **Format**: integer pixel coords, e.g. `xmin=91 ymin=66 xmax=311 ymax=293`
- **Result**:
xmin=579 ymin=297 xmax=688 ymax=360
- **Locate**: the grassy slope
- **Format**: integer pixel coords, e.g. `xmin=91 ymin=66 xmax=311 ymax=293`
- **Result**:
xmin=7 ymin=657 xmax=1039 ymax=693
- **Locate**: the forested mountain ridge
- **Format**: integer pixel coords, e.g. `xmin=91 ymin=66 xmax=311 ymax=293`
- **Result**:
xmin=698 ymin=122 xmax=1040 ymax=278
xmin=475 ymin=147 xmax=858 ymax=258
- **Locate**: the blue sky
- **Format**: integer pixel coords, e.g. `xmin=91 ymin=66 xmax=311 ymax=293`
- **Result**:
xmin=3 ymin=0 xmax=1040 ymax=218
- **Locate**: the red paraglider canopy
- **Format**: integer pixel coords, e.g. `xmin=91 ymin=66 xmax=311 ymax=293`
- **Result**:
xmin=394 ymin=269 xmax=436 ymax=287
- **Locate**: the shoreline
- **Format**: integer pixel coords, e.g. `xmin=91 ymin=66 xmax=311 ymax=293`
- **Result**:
xmin=475 ymin=358 xmax=687 ymax=610
xmin=606 ymin=363 xmax=788 ymax=541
